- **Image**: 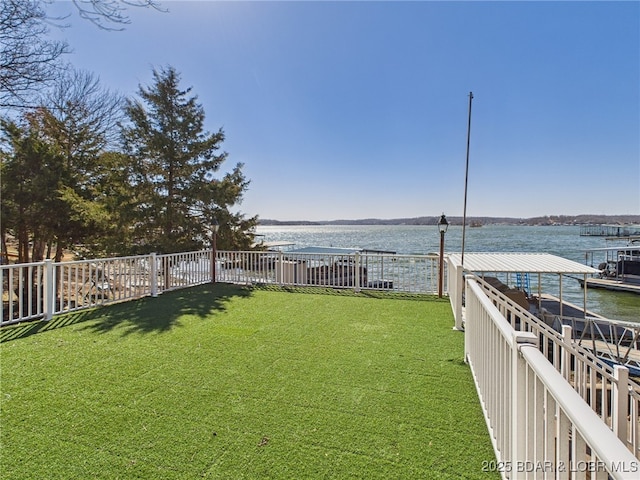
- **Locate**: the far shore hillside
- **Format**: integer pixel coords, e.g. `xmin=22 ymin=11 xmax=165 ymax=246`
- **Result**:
xmin=259 ymin=214 xmax=640 ymax=227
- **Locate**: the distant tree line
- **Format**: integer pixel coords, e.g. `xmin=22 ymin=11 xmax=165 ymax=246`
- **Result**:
xmin=259 ymin=215 xmax=640 ymax=226
xmin=1 ymin=1 xmax=257 ymax=263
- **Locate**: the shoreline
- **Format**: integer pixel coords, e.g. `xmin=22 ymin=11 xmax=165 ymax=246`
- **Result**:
xmin=259 ymin=214 xmax=640 ymax=227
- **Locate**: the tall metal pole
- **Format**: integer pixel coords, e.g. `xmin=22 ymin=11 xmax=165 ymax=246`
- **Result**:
xmin=437 ymin=213 xmax=448 ymax=298
xmin=461 ymin=91 xmax=473 ymax=266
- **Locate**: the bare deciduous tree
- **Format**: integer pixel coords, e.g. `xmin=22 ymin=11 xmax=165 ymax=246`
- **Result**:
xmin=0 ymin=0 xmax=69 ymax=109
xmin=1 ymin=0 xmax=164 ymax=110
xmin=71 ymin=0 xmax=164 ymax=30
xmin=43 ymin=68 xmax=125 ymax=154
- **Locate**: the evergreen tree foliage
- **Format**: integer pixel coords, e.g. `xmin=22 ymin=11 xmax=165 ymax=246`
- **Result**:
xmin=1 ymin=71 xmax=125 ymax=261
xmin=1 ymin=65 xmax=257 ymax=261
xmin=1 ymin=111 xmax=64 ymax=262
xmin=121 ymin=66 xmax=256 ymax=253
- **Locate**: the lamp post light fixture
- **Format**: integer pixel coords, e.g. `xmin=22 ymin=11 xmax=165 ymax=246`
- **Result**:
xmin=211 ymin=219 xmax=220 ymax=284
xmin=437 ymin=213 xmax=449 ymax=298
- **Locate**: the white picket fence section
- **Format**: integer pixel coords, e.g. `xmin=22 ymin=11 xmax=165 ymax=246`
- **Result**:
xmin=465 ymin=276 xmax=639 ymax=478
xmin=473 ymin=276 xmax=640 ymax=460
xmin=1 ymin=251 xmax=215 ymax=325
xmin=1 ymin=249 xmax=441 ymax=326
xmin=216 ymin=250 xmax=440 ymax=293
xmin=0 ymin=261 xmax=48 ymax=323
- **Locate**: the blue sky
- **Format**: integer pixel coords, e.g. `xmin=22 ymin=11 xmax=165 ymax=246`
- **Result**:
xmin=49 ymin=1 xmax=639 ymax=221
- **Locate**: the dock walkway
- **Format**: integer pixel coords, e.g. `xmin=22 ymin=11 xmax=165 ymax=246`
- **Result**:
xmin=585 ymin=275 xmax=640 ymax=294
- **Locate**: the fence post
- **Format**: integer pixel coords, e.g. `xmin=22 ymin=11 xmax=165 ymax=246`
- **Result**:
xmin=150 ymin=253 xmax=158 ymax=297
xmin=463 ymin=277 xmax=474 ymax=364
xmin=612 ymin=365 xmax=629 ymax=447
xmin=277 ymin=251 xmax=284 ymax=286
xmin=561 ymin=325 xmax=572 ymax=381
xmin=354 ymin=252 xmax=361 ymax=293
xmin=453 ymin=265 xmax=464 ymax=330
xmin=209 ymin=247 xmax=220 ymax=285
xmin=511 ymin=331 xmax=538 ymax=475
xmin=43 ymin=259 xmax=55 ymax=320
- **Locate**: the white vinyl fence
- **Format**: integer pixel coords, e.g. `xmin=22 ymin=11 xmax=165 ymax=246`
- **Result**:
xmin=1 ymin=261 xmax=48 ymax=323
xmin=465 ymin=276 xmax=639 ymax=478
xmin=474 ymin=276 xmax=640 ymax=460
xmin=1 ymin=250 xmax=214 ymax=326
xmin=1 ymin=250 xmax=442 ymax=326
xmin=216 ymin=250 xmax=440 ymax=293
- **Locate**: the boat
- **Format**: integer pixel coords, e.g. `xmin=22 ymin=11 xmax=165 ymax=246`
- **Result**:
xmin=582 ymin=237 xmax=640 ymax=294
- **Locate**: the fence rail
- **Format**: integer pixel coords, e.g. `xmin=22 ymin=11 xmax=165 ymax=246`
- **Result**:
xmin=475 ymin=277 xmax=640 ymax=459
xmin=465 ymin=276 xmax=640 ymax=478
xmin=0 ymin=262 xmax=47 ymax=323
xmin=1 ymin=251 xmax=215 ymax=326
xmin=2 ymin=250 xmax=442 ymax=326
xmin=216 ymin=250 xmax=440 ymax=293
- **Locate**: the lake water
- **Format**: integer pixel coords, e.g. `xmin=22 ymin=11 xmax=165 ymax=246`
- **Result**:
xmin=255 ymin=224 xmax=639 ymax=323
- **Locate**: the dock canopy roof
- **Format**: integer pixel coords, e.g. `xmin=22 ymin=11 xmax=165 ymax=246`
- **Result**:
xmin=288 ymin=246 xmax=361 ymax=255
xmin=287 ymin=246 xmax=397 ymax=255
xmin=448 ymin=252 xmax=598 ymax=275
xmin=253 ymin=241 xmax=296 ymax=250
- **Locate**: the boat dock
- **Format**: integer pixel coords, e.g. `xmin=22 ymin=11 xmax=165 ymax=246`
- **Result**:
xmin=584 ymin=275 xmax=640 ymax=294
xmin=528 ymin=294 xmax=640 ymax=376
xmin=580 ymin=224 xmax=640 ymax=236
xmin=582 ymin=242 xmax=640 ymax=295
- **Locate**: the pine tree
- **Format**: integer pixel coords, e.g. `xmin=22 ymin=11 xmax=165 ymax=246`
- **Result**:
xmin=1 ymin=112 xmax=64 ymax=262
xmin=1 ymin=70 xmax=126 ymax=261
xmin=121 ymin=66 xmax=256 ymax=253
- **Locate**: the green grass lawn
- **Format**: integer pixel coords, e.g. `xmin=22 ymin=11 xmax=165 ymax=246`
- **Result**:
xmin=1 ymin=284 xmax=498 ymax=479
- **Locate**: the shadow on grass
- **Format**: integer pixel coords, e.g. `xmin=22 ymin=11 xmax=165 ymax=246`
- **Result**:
xmin=0 ymin=283 xmax=252 ymax=342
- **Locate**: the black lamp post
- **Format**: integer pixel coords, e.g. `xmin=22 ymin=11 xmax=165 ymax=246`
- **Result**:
xmin=437 ymin=213 xmax=449 ymax=298
xmin=211 ymin=219 xmax=220 ymax=284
